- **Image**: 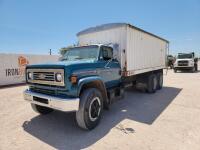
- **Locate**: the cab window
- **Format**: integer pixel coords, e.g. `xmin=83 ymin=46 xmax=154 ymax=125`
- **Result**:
xmin=99 ymin=46 xmax=113 ymax=61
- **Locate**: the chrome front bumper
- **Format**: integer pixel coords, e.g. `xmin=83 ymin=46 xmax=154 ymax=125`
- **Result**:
xmin=23 ymin=90 xmax=80 ymax=112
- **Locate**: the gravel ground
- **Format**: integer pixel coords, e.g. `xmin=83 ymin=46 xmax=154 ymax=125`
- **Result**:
xmin=0 ymin=68 xmax=200 ymax=150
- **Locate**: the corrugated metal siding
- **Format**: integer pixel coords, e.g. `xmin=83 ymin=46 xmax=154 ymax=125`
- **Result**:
xmin=77 ymin=24 xmax=168 ymax=76
xmin=126 ymin=27 xmax=167 ymax=74
xmin=78 ymin=26 xmax=127 ymax=69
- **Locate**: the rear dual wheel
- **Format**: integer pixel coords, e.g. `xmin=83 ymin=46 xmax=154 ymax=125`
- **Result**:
xmin=156 ymin=73 xmax=163 ymax=90
xmin=146 ymin=72 xmax=163 ymax=93
xmin=146 ymin=74 xmax=157 ymax=93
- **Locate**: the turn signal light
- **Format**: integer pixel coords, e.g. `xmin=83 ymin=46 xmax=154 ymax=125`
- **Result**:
xmin=70 ymin=76 xmax=77 ymax=84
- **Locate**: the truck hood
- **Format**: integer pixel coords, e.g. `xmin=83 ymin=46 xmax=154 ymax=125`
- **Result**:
xmin=27 ymin=59 xmax=96 ymax=68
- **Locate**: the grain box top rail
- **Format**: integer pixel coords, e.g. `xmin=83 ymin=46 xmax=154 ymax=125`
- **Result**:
xmin=77 ymin=23 xmax=169 ymax=43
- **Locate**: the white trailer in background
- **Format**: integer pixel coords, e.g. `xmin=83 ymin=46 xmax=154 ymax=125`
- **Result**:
xmin=77 ymin=23 xmax=169 ymax=76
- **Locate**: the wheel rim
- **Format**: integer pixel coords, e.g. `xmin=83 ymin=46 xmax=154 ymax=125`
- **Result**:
xmin=89 ymin=97 xmax=101 ymax=122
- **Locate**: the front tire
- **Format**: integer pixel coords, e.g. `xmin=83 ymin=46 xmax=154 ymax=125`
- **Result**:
xmin=31 ymin=104 xmax=54 ymax=115
xmin=191 ymin=67 xmax=195 ymax=73
xmin=76 ymin=88 xmax=103 ymax=130
xmin=195 ymin=64 xmax=198 ymax=71
xmin=174 ymin=69 xmax=177 ymax=73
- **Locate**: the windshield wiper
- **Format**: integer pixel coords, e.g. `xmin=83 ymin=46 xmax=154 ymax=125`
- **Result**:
xmin=61 ymin=58 xmax=68 ymax=61
xmin=75 ymin=57 xmax=84 ymax=60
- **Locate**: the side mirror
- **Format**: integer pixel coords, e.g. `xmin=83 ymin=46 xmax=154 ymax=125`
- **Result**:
xmin=102 ymin=50 xmax=112 ymax=61
xmin=194 ymin=58 xmax=198 ymax=62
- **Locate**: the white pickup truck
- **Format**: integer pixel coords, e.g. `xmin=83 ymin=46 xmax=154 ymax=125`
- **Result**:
xmin=174 ymin=52 xmax=198 ymax=73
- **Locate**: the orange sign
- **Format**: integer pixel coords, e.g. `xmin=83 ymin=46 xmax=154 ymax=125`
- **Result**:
xmin=5 ymin=56 xmax=29 ymax=77
xmin=18 ymin=56 xmax=29 ymax=67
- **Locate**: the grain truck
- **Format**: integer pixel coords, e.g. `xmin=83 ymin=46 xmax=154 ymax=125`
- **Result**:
xmin=24 ymin=23 xmax=169 ymax=130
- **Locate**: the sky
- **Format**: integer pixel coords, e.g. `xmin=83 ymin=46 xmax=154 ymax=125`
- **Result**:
xmin=0 ymin=0 xmax=200 ymax=56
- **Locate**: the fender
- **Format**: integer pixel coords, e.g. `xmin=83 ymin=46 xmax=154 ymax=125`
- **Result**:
xmin=77 ymin=76 xmax=105 ymax=95
xmin=77 ymin=76 xmax=109 ymax=108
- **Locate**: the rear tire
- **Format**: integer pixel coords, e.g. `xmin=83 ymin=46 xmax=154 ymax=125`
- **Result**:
xmin=146 ymin=74 xmax=157 ymax=93
xmin=31 ymin=104 xmax=53 ymax=115
xmin=76 ymin=88 xmax=103 ymax=130
xmin=156 ymin=72 xmax=163 ymax=90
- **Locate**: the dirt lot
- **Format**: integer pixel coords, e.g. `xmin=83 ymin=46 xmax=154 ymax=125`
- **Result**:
xmin=0 ymin=68 xmax=200 ymax=150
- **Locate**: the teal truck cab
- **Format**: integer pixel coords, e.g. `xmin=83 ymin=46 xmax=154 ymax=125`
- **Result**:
xmin=24 ymin=23 xmax=168 ymax=130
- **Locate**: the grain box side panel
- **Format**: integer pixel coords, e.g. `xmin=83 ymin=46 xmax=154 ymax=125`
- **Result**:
xmin=126 ymin=27 xmax=167 ymax=75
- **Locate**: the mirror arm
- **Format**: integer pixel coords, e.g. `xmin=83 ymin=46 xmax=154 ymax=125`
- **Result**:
xmin=104 ymin=58 xmax=113 ymax=69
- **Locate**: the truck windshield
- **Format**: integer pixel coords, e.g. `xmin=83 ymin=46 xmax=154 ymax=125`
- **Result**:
xmin=62 ymin=45 xmax=99 ymax=61
xmin=177 ymin=54 xmax=193 ymax=59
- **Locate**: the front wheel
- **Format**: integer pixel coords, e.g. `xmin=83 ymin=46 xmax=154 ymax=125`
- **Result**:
xmin=174 ymin=69 xmax=177 ymax=73
xmin=195 ymin=64 xmax=198 ymax=71
xmin=31 ymin=104 xmax=54 ymax=115
xmin=191 ymin=67 xmax=195 ymax=73
xmin=76 ymin=88 xmax=103 ymax=130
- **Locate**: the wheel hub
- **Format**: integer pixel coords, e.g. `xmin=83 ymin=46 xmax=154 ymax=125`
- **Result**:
xmin=89 ymin=97 xmax=101 ymax=121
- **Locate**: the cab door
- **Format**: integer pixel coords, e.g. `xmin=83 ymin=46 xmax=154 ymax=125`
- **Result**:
xmin=98 ymin=46 xmax=121 ymax=88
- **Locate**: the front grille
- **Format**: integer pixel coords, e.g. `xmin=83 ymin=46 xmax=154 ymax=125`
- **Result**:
xmin=33 ymin=72 xmax=55 ymax=81
xmin=27 ymin=69 xmax=64 ymax=86
xmin=178 ymin=61 xmax=188 ymax=66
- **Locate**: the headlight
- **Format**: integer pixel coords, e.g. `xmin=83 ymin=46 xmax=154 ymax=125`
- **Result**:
xmin=28 ymin=72 xmax=33 ymax=80
xmin=189 ymin=60 xmax=194 ymax=65
xmin=190 ymin=60 xmax=194 ymax=63
xmin=55 ymin=73 xmax=63 ymax=82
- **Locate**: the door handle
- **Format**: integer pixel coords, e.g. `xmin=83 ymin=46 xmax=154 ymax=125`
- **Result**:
xmin=105 ymin=66 xmax=110 ymax=69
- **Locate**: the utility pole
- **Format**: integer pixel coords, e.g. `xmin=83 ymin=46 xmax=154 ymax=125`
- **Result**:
xmin=49 ymin=49 xmax=52 ymax=55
